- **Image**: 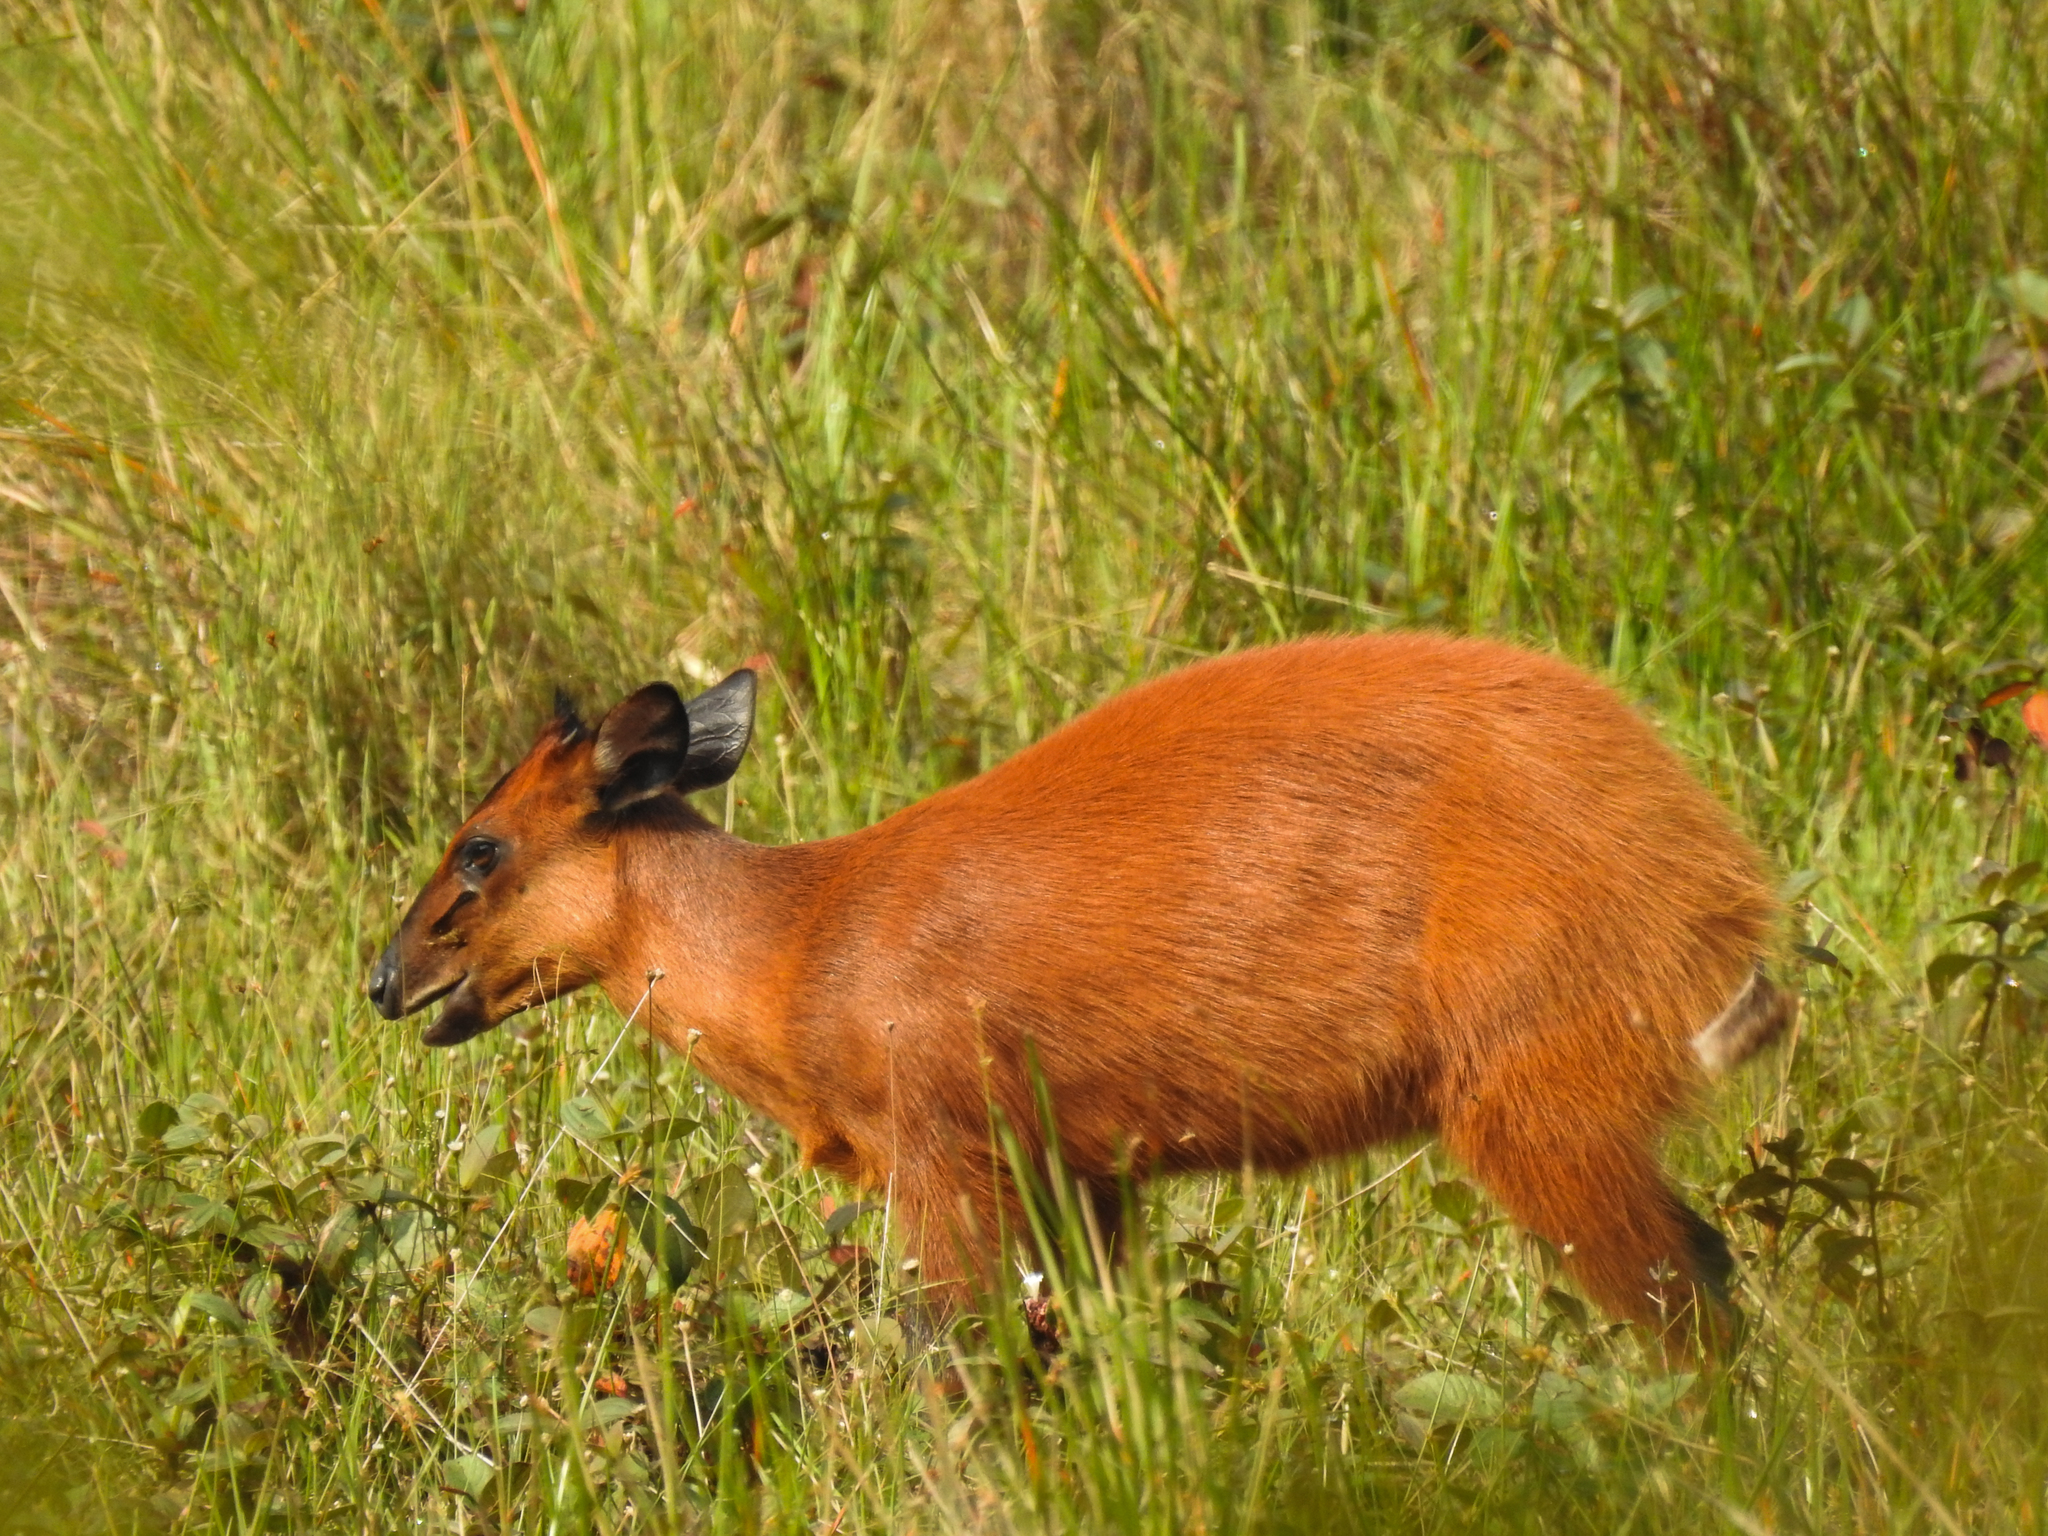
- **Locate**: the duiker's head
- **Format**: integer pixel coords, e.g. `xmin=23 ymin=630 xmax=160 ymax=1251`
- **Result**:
xmin=366 ymin=670 xmax=755 ymax=1045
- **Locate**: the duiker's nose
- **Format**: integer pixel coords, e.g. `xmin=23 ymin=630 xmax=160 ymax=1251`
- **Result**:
xmin=366 ymin=943 xmax=404 ymax=1020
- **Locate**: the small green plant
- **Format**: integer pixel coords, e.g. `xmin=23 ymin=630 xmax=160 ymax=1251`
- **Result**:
xmin=1721 ymin=1122 xmax=1928 ymax=1328
xmin=1922 ymin=676 xmax=2048 ymax=1045
xmin=1926 ymin=863 xmax=2048 ymax=1045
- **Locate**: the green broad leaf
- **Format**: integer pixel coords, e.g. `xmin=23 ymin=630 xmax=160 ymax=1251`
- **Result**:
xmin=385 ymin=1210 xmax=443 ymax=1272
xmin=554 ymin=1177 xmax=603 ymax=1213
xmin=1175 ymin=1299 xmax=1237 ymax=1336
xmin=240 ymin=1180 xmax=293 ymax=1218
xmin=560 ymin=1095 xmax=613 ymax=1144
xmin=1762 ymin=1128 xmax=1806 ymax=1163
xmin=136 ymin=1101 xmax=179 ymax=1141
xmin=2006 ymin=268 xmax=2048 ymax=321
xmin=1815 ymin=1229 xmax=1877 ymax=1270
xmin=1393 ymin=1370 xmax=1505 ymax=1427
xmin=1950 ymin=901 xmax=2027 ymax=931
xmin=1631 ymin=1373 xmax=1700 ymax=1416
xmin=1539 ymin=1287 xmax=1589 ymax=1331
xmin=1927 ymin=951 xmax=1986 ymax=999
xmin=1999 ymin=860 xmax=2042 ymax=896
xmin=1618 ymin=282 xmax=1683 ymax=331
xmin=1820 ymin=1158 xmax=1878 ymax=1201
xmin=235 ymin=1221 xmax=302 ymax=1251
xmin=628 ymin=1190 xmax=707 ymax=1289
xmin=1530 ymin=1371 xmax=1594 ymax=1432
xmin=1779 ymin=869 xmax=1825 ymax=903
xmin=1559 ymin=354 xmax=1617 ymax=417
xmin=640 ymin=1116 xmax=702 ymax=1146
xmin=687 ymin=1164 xmax=758 ymax=1238
xmin=458 ymin=1125 xmax=517 ymax=1191
xmin=2008 ymin=953 xmax=2048 ymax=1000
xmin=1428 ymin=1178 xmax=1479 ymax=1227
xmin=1845 ymin=1095 xmax=1901 ymax=1135
xmin=1773 ymin=351 xmax=1841 ymax=374
xmin=1743 ymin=1201 xmax=1787 ymax=1232
xmin=741 ymin=1287 xmax=812 ymax=1331
xmin=180 ymin=1092 xmax=231 ymax=1119
xmin=161 ymin=1123 xmax=212 ymax=1152
xmin=296 ymin=1134 xmax=353 ymax=1169
xmin=1623 ymin=333 xmax=1674 ymax=393
xmin=1959 ymin=861 xmax=2008 ymax=894
xmin=1830 ymin=292 xmax=1875 ymax=349
xmin=588 ymin=1397 xmax=642 ymax=1427
xmin=1799 ymin=1177 xmax=1862 ymax=1213
xmin=1725 ymin=1168 xmax=1792 ymax=1203
xmin=169 ymin=1193 xmax=239 ymax=1237
xmin=341 ymin=1173 xmax=392 ymax=1205
xmin=440 ymin=1455 xmax=496 ymax=1500
xmin=1793 ymin=942 xmax=1846 ymax=970
xmin=736 ymin=208 xmax=798 ymax=249
xmin=314 ymin=1205 xmax=368 ymax=1281
xmin=175 ymin=1289 xmax=244 ymax=1337
xmin=1365 ymin=1297 xmax=1404 ymax=1333
xmin=90 ymin=1332 xmax=146 ymax=1376
xmin=824 ymin=1201 xmax=881 ymax=1241
xmin=238 ymin=1269 xmax=279 ymax=1322
xmin=525 ymin=1305 xmax=564 ymax=1339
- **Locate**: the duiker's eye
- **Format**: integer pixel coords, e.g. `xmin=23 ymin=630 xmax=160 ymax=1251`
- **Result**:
xmin=460 ymin=837 xmax=500 ymax=876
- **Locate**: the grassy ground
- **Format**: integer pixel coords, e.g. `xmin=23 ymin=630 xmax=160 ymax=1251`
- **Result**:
xmin=4 ymin=0 xmax=2048 ymax=1529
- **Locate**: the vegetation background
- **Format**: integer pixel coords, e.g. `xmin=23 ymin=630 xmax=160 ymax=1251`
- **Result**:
xmin=4 ymin=0 xmax=2048 ymax=1529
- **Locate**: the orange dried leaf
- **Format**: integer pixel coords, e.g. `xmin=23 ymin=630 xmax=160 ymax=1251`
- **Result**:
xmin=2024 ymin=692 xmax=2048 ymax=753
xmin=566 ymin=1208 xmax=627 ymax=1296
xmin=1982 ymin=679 xmax=2037 ymax=709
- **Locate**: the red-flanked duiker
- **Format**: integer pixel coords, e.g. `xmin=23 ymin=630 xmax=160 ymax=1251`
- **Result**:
xmin=368 ymin=634 xmax=1790 ymax=1344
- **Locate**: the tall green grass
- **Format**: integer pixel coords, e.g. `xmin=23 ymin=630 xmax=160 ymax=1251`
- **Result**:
xmin=4 ymin=0 xmax=2048 ymax=1529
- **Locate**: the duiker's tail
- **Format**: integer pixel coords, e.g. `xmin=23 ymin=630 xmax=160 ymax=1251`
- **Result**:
xmin=1690 ymin=966 xmax=1796 ymax=1072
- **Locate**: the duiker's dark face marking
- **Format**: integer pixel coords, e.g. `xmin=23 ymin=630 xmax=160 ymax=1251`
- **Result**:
xmin=365 ymin=671 xmax=755 ymax=1045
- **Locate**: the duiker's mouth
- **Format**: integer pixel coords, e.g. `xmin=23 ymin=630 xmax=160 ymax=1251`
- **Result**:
xmin=420 ymin=977 xmax=501 ymax=1047
xmin=368 ymin=940 xmax=463 ymax=1022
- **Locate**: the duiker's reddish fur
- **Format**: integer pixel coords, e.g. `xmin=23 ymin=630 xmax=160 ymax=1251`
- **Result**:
xmin=370 ymin=634 xmax=1790 ymax=1339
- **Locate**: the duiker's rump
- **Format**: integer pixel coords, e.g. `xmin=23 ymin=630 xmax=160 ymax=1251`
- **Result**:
xmin=369 ymin=634 xmax=1789 ymax=1340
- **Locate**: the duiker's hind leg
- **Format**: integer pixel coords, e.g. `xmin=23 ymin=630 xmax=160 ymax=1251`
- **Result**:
xmin=1439 ymin=1065 xmax=1731 ymax=1346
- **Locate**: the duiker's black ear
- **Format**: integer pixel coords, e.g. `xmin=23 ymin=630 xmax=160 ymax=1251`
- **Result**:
xmin=677 ymin=669 xmax=756 ymax=791
xmin=592 ymin=683 xmax=690 ymax=811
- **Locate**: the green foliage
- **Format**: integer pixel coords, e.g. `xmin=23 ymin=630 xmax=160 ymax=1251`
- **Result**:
xmin=5 ymin=0 xmax=2048 ymax=1530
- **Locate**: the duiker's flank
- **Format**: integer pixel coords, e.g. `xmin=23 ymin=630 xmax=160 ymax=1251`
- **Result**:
xmin=369 ymin=634 xmax=1790 ymax=1342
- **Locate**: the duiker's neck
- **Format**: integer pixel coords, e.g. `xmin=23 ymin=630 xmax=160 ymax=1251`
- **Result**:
xmin=597 ymin=807 xmax=826 ymax=1089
